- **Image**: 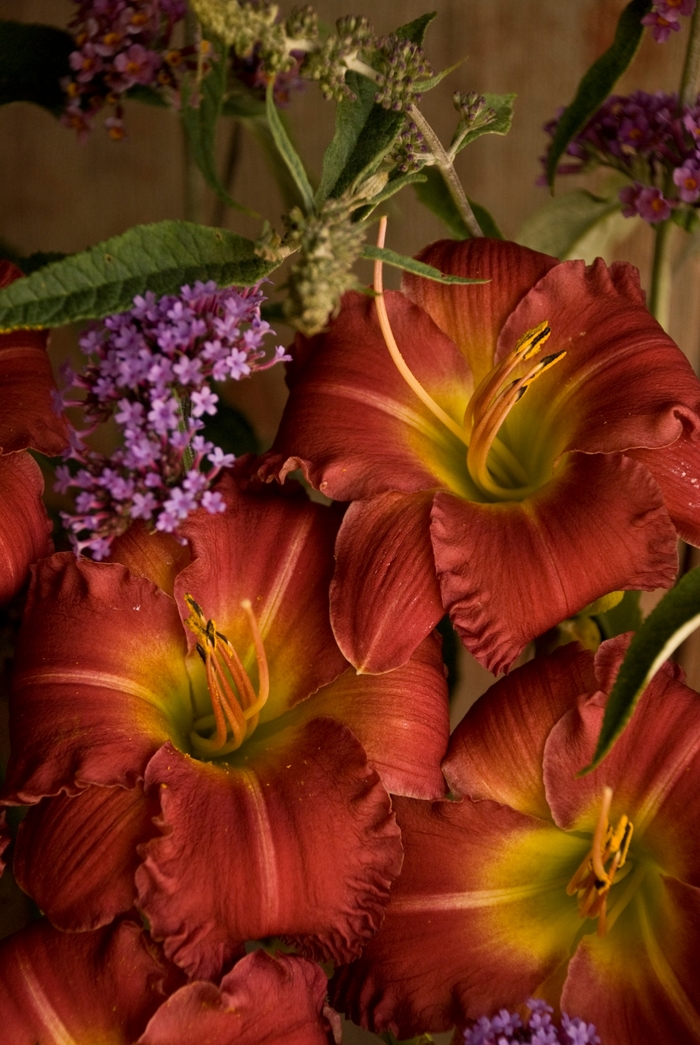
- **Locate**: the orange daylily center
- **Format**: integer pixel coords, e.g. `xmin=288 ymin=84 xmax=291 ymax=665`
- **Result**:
xmin=184 ymin=593 xmax=270 ymax=758
xmin=373 ymin=218 xmax=566 ymax=501
xmin=565 ymin=786 xmax=635 ymax=937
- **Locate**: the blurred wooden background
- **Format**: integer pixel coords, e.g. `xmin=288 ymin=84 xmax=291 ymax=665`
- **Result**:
xmin=1 ymin=3 xmax=699 ymax=1039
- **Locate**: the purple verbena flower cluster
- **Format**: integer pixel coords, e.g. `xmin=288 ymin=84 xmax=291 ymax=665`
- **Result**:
xmin=463 ymin=1000 xmax=600 ymax=1045
xmin=541 ymin=89 xmax=700 ymax=224
xmin=62 ymin=0 xmax=191 ymax=139
xmin=56 ymin=280 xmax=287 ymax=559
xmin=642 ymin=0 xmax=696 ymax=43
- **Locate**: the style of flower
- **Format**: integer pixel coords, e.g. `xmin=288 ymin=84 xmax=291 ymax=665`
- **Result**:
xmin=0 ymin=261 xmax=69 ymax=606
xmin=260 ymin=237 xmax=698 ymax=674
xmin=332 ymin=638 xmax=700 ymax=1044
xmin=58 ymin=279 xmax=287 ymax=558
xmin=2 ymin=474 xmax=450 ymax=981
xmin=541 ymin=89 xmax=700 ymax=224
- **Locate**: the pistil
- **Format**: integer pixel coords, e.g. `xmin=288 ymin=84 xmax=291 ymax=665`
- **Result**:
xmin=184 ymin=594 xmax=270 ymax=757
xmin=565 ymin=786 xmax=634 ymax=937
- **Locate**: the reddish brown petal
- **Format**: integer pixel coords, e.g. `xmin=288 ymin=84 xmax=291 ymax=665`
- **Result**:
xmin=288 ymin=632 xmax=450 ymax=799
xmin=561 ymin=877 xmax=700 ymax=1045
xmin=444 ymin=643 xmax=596 ymax=818
xmin=139 ymin=950 xmax=339 ymax=1045
xmin=3 ymin=554 xmax=191 ymax=803
xmin=627 ymin=436 xmax=700 ymax=546
xmin=330 ymin=491 xmax=443 ymax=673
xmin=0 ymin=451 xmax=52 ymax=605
xmin=401 ymin=239 xmax=558 ymax=383
xmin=13 ymin=783 xmax=158 ymax=931
xmin=496 ymin=257 xmax=700 ymax=458
xmin=0 ymin=811 xmax=9 ymax=876
xmin=332 ymin=795 xmax=584 ymax=1038
xmin=110 ymin=522 xmax=192 ymax=597
xmin=431 ymin=452 xmax=678 ymax=674
xmin=0 ymin=917 xmax=183 ymax=1044
xmin=136 ymin=719 xmax=402 ymax=980
xmin=0 ymin=263 xmax=69 ymax=456
xmin=544 ymin=646 xmax=700 ymax=884
xmin=259 ymin=290 xmax=472 ymax=500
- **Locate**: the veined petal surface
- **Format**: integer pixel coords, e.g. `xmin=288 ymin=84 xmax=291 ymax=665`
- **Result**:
xmin=0 ymin=451 xmax=52 ymax=605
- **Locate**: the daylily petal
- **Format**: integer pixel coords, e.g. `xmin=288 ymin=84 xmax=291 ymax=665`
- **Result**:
xmin=332 ymin=795 xmax=585 ymax=1038
xmin=110 ymin=522 xmax=192 ymax=597
xmin=137 ymin=719 xmax=402 ymax=980
xmin=176 ymin=474 xmax=347 ymax=720
xmin=3 ymin=553 xmax=191 ymax=803
xmin=0 ymin=810 xmax=9 ymax=875
xmin=627 ymin=436 xmax=700 ymax=546
xmin=287 ymin=632 xmax=450 ymax=799
xmin=139 ymin=950 xmax=339 ymax=1045
xmin=496 ymin=257 xmax=700 ymax=458
xmin=561 ymin=876 xmax=700 ymax=1045
xmin=0 ymin=917 xmax=183 ymax=1045
xmin=330 ymin=491 xmax=443 ymax=674
xmin=544 ymin=642 xmax=700 ymax=883
xmin=260 ymin=290 xmax=473 ymax=500
xmin=431 ymin=451 xmax=678 ymax=673
xmin=0 ymin=451 xmax=52 ymax=605
xmin=444 ymin=643 xmax=596 ymax=819
xmin=13 ymin=783 xmax=158 ymax=931
xmin=0 ymin=262 xmax=69 ymax=456
xmin=401 ymin=239 xmax=558 ymax=383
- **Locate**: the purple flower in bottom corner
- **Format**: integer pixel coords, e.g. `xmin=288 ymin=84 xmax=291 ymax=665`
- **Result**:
xmin=462 ymin=1001 xmax=600 ymax=1045
xmin=57 ymin=279 xmax=287 ymax=557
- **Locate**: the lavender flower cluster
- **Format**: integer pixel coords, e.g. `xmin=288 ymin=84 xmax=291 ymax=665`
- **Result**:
xmin=463 ymin=1000 xmax=600 ymax=1045
xmin=541 ymin=89 xmax=700 ymax=224
xmin=642 ymin=0 xmax=696 ymax=43
xmin=63 ymin=0 xmax=189 ymax=139
xmin=56 ymin=280 xmax=287 ymax=559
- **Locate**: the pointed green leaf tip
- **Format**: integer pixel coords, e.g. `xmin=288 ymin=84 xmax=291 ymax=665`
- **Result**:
xmin=0 ymin=221 xmax=277 ymax=330
xmin=545 ymin=0 xmax=653 ymax=189
xmin=265 ymin=81 xmax=315 ymax=214
xmin=581 ymin=568 xmax=700 ymax=774
xmin=361 ymin=245 xmax=488 ymax=283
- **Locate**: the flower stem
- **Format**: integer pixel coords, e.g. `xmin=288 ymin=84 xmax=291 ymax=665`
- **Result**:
xmin=408 ymin=105 xmax=484 ymax=238
xmin=648 ymin=219 xmax=674 ymax=331
xmin=680 ymin=2 xmax=700 ymax=107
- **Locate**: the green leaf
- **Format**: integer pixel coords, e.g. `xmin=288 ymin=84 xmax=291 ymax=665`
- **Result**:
xmin=0 ymin=21 xmax=72 ymax=115
xmin=0 ymin=220 xmax=276 ymax=330
xmin=265 ymin=81 xmax=314 ymax=213
xmin=582 ymin=569 xmax=700 ymax=774
xmin=517 ymin=189 xmax=626 ymax=261
xmin=453 ymin=92 xmax=515 ymax=153
xmin=395 ymin=12 xmax=436 ymax=45
xmin=244 ymin=115 xmax=307 ymax=211
xmin=595 ymin=590 xmax=643 ymax=640
xmin=413 ymin=166 xmax=503 ymax=239
xmin=545 ymin=0 xmax=652 ymax=188
xmin=201 ymin=400 xmax=259 ymax=456
xmin=362 ymin=244 xmax=488 ymax=284
xmin=181 ymin=37 xmax=254 ymax=214
xmin=0 ymin=241 xmax=68 ymax=274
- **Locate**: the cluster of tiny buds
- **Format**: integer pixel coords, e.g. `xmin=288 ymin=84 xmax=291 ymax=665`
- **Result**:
xmin=373 ymin=35 xmax=432 ymax=111
xmin=453 ymin=91 xmax=498 ymax=131
xmin=542 ymin=89 xmax=700 ymax=224
xmin=302 ymin=15 xmax=375 ymax=102
xmin=55 ymin=280 xmax=287 ymax=558
xmin=62 ymin=0 xmax=189 ymax=139
xmin=642 ymin=0 xmax=696 ymax=42
xmin=463 ymin=1000 xmax=600 ymax=1045
xmin=392 ymin=119 xmax=429 ymax=173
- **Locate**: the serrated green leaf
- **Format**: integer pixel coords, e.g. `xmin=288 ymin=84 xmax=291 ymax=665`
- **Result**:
xmin=413 ymin=166 xmax=503 ymax=239
xmin=265 ymin=81 xmax=314 ymax=213
xmin=582 ymin=569 xmax=700 ymax=774
xmin=595 ymin=590 xmax=643 ymax=640
xmin=0 ymin=21 xmax=72 ymax=115
xmin=395 ymin=12 xmax=436 ymax=46
xmin=453 ymin=92 xmax=515 ymax=153
xmin=546 ymin=0 xmax=652 ymax=188
xmin=0 ymin=221 xmax=276 ymax=330
xmin=517 ymin=190 xmax=625 ymax=261
xmin=362 ymin=244 xmax=488 ymax=283
xmin=181 ymin=37 xmax=254 ymax=214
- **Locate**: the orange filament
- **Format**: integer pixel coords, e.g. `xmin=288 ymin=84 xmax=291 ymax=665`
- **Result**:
xmin=373 ymin=217 xmax=565 ymax=499
xmin=565 ymin=786 xmax=634 ymax=937
xmin=184 ymin=593 xmax=270 ymax=757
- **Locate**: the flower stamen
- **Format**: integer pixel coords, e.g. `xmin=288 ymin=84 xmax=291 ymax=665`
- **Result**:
xmin=184 ymin=593 xmax=270 ymax=757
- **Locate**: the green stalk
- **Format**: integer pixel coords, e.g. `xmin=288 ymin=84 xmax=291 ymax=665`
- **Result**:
xmin=680 ymin=1 xmax=700 ymax=107
xmin=182 ymin=9 xmax=207 ymax=224
xmin=648 ymin=218 xmax=673 ymax=331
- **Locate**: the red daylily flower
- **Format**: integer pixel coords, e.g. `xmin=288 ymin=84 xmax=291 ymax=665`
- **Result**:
xmin=0 ymin=261 xmax=69 ymax=604
xmin=331 ymin=638 xmax=700 ymax=1044
xmin=260 ymin=239 xmax=699 ymax=674
xmin=2 ymin=474 xmax=450 ymax=980
xmin=0 ymin=916 xmax=183 ymax=1044
xmin=138 ymin=949 xmax=341 ymax=1045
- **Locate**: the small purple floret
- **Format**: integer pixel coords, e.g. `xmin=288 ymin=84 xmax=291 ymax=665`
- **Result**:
xmin=462 ymin=1000 xmax=600 ymax=1045
xmin=57 ymin=280 xmax=287 ymax=558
